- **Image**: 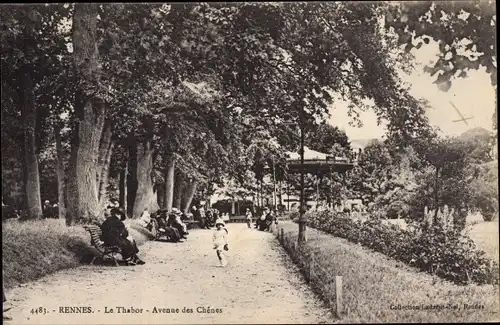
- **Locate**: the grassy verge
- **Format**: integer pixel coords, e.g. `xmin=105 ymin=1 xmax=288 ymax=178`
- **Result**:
xmin=2 ymin=219 xmax=153 ymax=290
xmin=277 ymin=222 xmax=500 ymax=323
xmin=469 ymin=220 xmax=499 ymax=262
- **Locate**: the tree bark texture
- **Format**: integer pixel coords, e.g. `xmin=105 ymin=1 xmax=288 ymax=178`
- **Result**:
xmin=21 ymin=69 xmax=43 ymax=219
xmin=66 ymin=4 xmax=105 ymax=224
xmin=97 ymin=123 xmax=115 ymax=210
xmin=127 ymin=138 xmax=138 ymax=217
xmin=164 ymin=155 xmax=176 ymax=211
xmin=173 ymin=172 xmax=185 ymax=209
xmin=157 ymin=183 xmax=165 ymax=209
xmin=133 ymin=140 xmax=159 ymax=218
xmin=183 ymin=179 xmax=198 ymax=214
xmin=119 ymin=155 xmax=128 ymax=214
xmin=54 ymin=124 xmax=66 ymax=220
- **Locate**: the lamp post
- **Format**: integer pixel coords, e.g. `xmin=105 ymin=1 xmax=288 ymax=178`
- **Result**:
xmin=272 ymin=157 xmax=277 ymax=210
xmin=281 ymin=115 xmax=307 ymax=243
xmin=297 ymin=120 xmax=307 ymax=243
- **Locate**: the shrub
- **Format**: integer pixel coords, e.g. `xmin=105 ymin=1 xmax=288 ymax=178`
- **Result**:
xmin=277 ymin=223 xmax=499 ymax=323
xmin=298 ymin=210 xmax=499 ymax=285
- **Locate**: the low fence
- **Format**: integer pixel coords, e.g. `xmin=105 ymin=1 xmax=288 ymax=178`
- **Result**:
xmin=272 ymin=227 xmax=356 ymax=319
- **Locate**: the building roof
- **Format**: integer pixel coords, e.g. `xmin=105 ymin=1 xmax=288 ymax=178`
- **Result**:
xmin=287 ymin=146 xmax=329 ymax=160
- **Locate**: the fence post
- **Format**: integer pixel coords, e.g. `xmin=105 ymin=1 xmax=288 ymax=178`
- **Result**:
xmin=334 ymin=276 xmax=343 ymax=318
xmin=308 ymin=252 xmax=314 ymax=282
xmin=280 ymin=228 xmax=284 ymax=244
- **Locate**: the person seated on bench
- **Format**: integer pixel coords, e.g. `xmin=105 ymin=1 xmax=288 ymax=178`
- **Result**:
xmin=156 ymin=209 xmax=183 ymax=242
xmin=168 ymin=208 xmax=189 ymax=238
xmin=101 ymin=207 xmax=145 ymax=265
xmin=255 ymin=207 xmax=267 ymax=229
xmin=138 ymin=208 xmax=151 ymax=228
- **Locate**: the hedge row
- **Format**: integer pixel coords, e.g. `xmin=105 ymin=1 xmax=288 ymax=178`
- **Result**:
xmin=293 ymin=211 xmax=499 ymax=285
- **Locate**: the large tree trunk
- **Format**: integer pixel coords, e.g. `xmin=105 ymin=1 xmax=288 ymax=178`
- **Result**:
xmin=97 ymin=135 xmax=115 ymax=210
xmin=21 ymin=69 xmax=42 ymax=219
xmin=164 ymin=155 xmax=176 ymax=211
xmin=157 ymin=183 xmax=165 ymax=209
xmin=127 ymin=137 xmax=138 ymax=217
xmin=96 ymin=122 xmax=114 ymax=204
xmin=133 ymin=140 xmax=159 ymax=217
xmin=173 ymin=172 xmax=185 ymax=209
xmin=183 ymin=179 xmax=198 ymax=214
xmin=54 ymin=124 xmax=66 ymax=220
xmin=119 ymin=151 xmax=128 ymax=213
xmin=66 ymin=4 xmax=105 ymax=224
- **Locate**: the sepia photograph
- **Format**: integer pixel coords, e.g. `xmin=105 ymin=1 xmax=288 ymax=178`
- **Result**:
xmin=1 ymin=1 xmax=498 ymax=324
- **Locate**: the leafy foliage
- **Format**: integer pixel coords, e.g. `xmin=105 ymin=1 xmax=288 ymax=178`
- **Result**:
xmin=305 ymin=123 xmax=351 ymax=154
xmin=385 ymin=1 xmax=497 ymax=88
xmin=408 ymin=137 xmax=475 ymax=230
xmin=471 ymin=161 xmax=499 ymax=221
xmin=300 ymin=210 xmax=499 ymax=285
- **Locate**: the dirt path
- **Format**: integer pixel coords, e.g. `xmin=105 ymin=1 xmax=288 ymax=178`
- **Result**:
xmin=6 ymin=223 xmax=334 ymax=324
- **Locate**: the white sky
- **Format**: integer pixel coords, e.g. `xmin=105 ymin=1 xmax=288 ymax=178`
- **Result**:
xmin=329 ymin=42 xmax=497 ymax=140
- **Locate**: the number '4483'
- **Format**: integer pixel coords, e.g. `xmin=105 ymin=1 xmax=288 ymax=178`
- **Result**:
xmin=30 ymin=307 xmax=47 ymax=315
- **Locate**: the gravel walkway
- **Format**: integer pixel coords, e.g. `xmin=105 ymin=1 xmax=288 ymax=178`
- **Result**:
xmin=5 ymin=223 xmax=334 ymax=324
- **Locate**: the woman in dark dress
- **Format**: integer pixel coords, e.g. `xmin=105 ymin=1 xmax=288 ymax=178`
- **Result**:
xmin=100 ymin=208 xmax=145 ymax=265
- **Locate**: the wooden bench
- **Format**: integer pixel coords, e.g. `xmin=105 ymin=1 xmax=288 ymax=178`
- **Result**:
xmin=83 ymin=224 xmax=123 ymax=267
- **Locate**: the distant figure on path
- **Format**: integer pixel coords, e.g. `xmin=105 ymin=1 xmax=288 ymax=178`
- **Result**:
xmin=212 ymin=218 xmax=229 ymax=267
xmin=222 ymin=212 xmax=230 ymax=223
xmin=245 ymin=208 xmax=253 ymax=228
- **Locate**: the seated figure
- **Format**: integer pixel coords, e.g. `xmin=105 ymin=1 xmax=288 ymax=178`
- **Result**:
xmin=168 ymin=208 xmax=189 ymax=238
xmin=156 ymin=210 xmax=183 ymax=242
xmin=101 ymin=207 xmax=145 ymax=265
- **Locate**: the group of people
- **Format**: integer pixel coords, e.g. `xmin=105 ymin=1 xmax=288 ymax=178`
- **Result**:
xmin=42 ymin=200 xmax=59 ymax=219
xmin=192 ymin=206 xmax=227 ymax=229
xmin=245 ymin=206 xmax=278 ymax=231
xmin=139 ymin=207 xmax=189 ymax=243
xmin=97 ymin=203 xmax=276 ymax=267
xmin=139 ymin=205 xmax=229 ymax=267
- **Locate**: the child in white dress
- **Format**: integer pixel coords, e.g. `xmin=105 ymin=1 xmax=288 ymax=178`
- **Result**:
xmin=212 ymin=219 xmax=229 ymax=267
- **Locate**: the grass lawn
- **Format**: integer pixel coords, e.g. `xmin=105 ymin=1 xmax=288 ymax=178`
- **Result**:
xmin=277 ymin=222 xmax=499 ymax=323
xmin=2 ymin=218 xmax=153 ymax=289
xmin=469 ymin=220 xmax=499 ymax=262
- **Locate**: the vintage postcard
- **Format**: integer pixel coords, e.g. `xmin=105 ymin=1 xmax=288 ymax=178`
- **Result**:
xmin=2 ymin=1 xmax=498 ymax=324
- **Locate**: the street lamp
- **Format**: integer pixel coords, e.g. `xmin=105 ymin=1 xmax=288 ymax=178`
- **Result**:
xmin=280 ymin=117 xmax=307 ymax=243
xmin=297 ymin=120 xmax=307 ymax=243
